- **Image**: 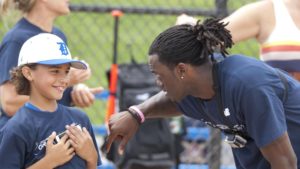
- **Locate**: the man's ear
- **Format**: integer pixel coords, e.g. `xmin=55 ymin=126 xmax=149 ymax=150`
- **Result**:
xmin=175 ymin=63 xmax=187 ymax=79
xmin=21 ymin=66 xmax=33 ymax=81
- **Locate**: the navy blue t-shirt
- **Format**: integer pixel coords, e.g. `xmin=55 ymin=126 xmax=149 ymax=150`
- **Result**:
xmin=0 ymin=103 xmax=101 ymax=168
xmin=0 ymin=18 xmax=73 ymax=127
xmin=177 ymin=55 xmax=300 ymax=169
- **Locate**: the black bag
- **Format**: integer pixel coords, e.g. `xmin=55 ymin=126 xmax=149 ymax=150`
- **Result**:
xmin=117 ymin=63 xmax=160 ymax=112
xmin=107 ymin=62 xmax=175 ymax=169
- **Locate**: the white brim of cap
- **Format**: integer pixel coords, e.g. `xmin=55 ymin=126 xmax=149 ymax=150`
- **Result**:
xmin=37 ymin=59 xmax=87 ymax=69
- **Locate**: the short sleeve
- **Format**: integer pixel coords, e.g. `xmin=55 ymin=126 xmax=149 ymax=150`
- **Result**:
xmin=241 ymin=85 xmax=286 ymax=147
xmin=0 ymin=41 xmax=23 ymax=85
xmin=0 ymin=127 xmax=27 ymax=168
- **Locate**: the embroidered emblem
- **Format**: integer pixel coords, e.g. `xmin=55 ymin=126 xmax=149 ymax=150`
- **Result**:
xmin=37 ymin=140 xmax=47 ymax=150
xmin=57 ymin=42 xmax=69 ymax=56
xmin=224 ymin=108 xmax=230 ymax=116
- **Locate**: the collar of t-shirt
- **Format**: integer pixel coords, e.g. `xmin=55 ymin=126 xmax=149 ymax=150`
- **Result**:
xmin=24 ymin=102 xmax=58 ymax=112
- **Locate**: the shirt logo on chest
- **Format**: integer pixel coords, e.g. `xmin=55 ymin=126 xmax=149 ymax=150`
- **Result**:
xmin=224 ymin=108 xmax=230 ymax=116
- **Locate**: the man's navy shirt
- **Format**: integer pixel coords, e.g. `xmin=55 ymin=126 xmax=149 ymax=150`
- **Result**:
xmin=177 ymin=54 xmax=300 ymax=169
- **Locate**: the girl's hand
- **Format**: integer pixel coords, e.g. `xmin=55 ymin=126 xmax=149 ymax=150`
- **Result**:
xmin=66 ymin=125 xmax=98 ymax=165
xmin=45 ymin=132 xmax=75 ymax=168
xmin=27 ymin=132 xmax=75 ymax=169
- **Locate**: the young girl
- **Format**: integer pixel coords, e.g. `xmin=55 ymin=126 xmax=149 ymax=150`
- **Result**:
xmin=0 ymin=0 xmax=102 ymax=129
xmin=0 ymin=33 xmax=101 ymax=169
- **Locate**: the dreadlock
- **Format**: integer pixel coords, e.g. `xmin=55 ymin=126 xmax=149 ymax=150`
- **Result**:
xmin=148 ymin=18 xmax=233 ymax=67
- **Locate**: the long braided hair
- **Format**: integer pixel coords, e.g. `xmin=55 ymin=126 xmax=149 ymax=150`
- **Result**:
xmin=148 ymin=18 xmax=233 ymax=68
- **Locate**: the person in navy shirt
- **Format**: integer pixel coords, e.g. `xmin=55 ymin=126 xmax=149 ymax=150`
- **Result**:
xmin=106 ymin=18 xmax=300 ymax=169
xmin=0 ymin=0 xmax=103 ymax=129
xmin=0 ymin=33 xmax=101 ymax=169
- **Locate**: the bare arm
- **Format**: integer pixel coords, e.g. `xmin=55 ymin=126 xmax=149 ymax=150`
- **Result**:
xmin=137 ymin=91 xmax=182 ymax=118
xmin=222 ymin=1 xmax=264 ymax=43
xmin=106 ymin=91 xmax=182 ymax=154
xmin=175 ymin=1 xmax=271 ymax=43
xmin=0 ymin=82 xmax=29 ymax=116
xmin=260 ymin=132 xmax=297 ymax=169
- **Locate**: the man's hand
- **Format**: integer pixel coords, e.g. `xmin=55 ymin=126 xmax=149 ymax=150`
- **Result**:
xmin=106 ymin=111 xmax=140 ymax=155
xmin=175 ymin=14 xmax=197 ymax=25
xmin=71 ymin=84 xmax=103 ymax=108
xmin=68 ymin=65 xmax=91 ymax=86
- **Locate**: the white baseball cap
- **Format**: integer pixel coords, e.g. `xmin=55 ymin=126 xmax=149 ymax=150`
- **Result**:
xmin=18 ymin=33 xmax=87 ymax=69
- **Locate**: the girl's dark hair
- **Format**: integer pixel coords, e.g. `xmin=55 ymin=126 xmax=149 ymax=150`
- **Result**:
xmin=10 ymin=63 xmax=37 ymax=95
xmin=148 ymin=18 xmax=233 ymax=67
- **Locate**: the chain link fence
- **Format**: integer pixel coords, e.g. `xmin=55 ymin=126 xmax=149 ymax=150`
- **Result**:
xmin=0 ymin=0 xmax=258 ymax=124
xmin=0 ymin=0 xmax=258 ymax=168
xmin=62 ymin=0 xmax=258 ymax=125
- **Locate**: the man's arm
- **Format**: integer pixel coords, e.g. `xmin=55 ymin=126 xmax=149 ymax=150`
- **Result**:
xmin=106 ymin=91 xmax=182 ymax=154
xmin=260 ymin=132 xmax=297 ymax=169
xmin=138 ymin=91 xmax=182 ymax=118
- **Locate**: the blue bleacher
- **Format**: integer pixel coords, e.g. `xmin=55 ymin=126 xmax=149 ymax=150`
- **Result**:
xmin=93 ymin=124 xmax=108 ymax=136
xmin=177 ymin=164 xmax=236 ymax=169
xmin=93 ymin=125 xmax=211 ymax=141
xmin=97 ymin=164 xmax=236 ymax=169
xmin=185 ymin=127 xmax=210 ymax=141
xmin=97 ymin=164 xmax=115 ymax=169
xmin=94 ymin=90 xmax=110 ymax=100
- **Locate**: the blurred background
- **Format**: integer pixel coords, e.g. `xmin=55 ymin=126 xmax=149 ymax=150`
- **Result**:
xmin=0 ymin=0 xmax=259 ymax=168
xmin=0 ymin=0 xmax=258 ymax=125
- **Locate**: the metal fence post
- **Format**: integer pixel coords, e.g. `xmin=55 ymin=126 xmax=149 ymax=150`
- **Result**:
xmin=207 ymin=128 xmax=222 ymax=169
xmin=206 ymin=3 xmax=229 ymax=169
xmin=215 ymin=0 xmax=228 ymax=18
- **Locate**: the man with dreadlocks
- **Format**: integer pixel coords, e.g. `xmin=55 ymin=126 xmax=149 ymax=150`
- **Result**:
xmin=106 ymin=18 xmax=300 ymax=169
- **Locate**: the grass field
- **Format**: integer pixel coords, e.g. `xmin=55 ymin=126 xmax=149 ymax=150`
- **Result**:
xmin=0 ymin=0 xmax=258 ymax=124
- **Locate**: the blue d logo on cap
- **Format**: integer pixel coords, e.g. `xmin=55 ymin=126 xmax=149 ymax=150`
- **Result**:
xmin=18 ymin=33 xmax=87 ymax=69
xmin=57 ymin=42 xmax=69 ymax=56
